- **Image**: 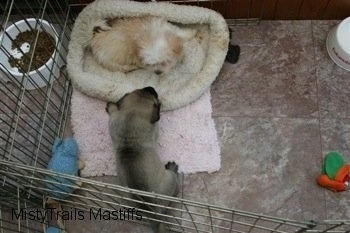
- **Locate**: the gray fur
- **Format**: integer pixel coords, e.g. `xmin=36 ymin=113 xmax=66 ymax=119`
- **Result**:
xmin=107 ymin=87 xmax=179 ymax=233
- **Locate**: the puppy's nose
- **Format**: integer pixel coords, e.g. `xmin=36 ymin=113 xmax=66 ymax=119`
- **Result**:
xmin=154 ymin=70 xmax=162 ymax=75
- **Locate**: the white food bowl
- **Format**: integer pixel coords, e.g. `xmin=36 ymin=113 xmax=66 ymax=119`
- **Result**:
xmin=0 ymin=18 xmax=61 ymax=90
xmin=326 ymin=16 xmax=350 ymax=71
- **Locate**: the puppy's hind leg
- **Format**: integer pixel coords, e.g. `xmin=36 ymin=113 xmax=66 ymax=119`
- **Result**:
xmin=147 ymin=162 xmax=180 ymax=233
xmin=165 ymin=161 xmax=180 ymax=193
xmin=165 ymin=161 xmax=178 ymax=173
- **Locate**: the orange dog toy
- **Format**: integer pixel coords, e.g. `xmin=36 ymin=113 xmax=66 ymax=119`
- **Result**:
xmin=317 ymin=152 xmax=350 ymax=192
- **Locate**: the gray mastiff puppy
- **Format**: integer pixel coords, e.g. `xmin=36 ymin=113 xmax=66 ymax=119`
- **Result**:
xmin=106 ymin=87 xmax=180 ymax=233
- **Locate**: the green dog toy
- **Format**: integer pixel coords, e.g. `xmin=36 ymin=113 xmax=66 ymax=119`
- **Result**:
xmin=317 ymin=152 xmax=350 ymax=192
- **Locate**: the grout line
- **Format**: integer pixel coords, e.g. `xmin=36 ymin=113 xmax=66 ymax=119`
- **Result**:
xmin=310 ymin=20 xmax=328 ymax=221
xmin=310 ymin=20 xmax=324 ymax=157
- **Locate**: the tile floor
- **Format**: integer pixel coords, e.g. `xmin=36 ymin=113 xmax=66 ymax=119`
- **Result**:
xmin=203 ymin=20 xmax=350 ymax=221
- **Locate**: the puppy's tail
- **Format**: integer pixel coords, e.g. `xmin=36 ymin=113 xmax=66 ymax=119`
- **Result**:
xmin=166 ymin=22 xmax=197 ymax=41
xmin=176 ymin=27 xmax=197 ymax=41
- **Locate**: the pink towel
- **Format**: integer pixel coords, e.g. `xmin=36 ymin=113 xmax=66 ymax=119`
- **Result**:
xmin=71 ymin=90 xmax=220 ymax=177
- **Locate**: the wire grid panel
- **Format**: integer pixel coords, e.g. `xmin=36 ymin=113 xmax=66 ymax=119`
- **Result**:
xmin=0 ymin=1 xmax=73 ymax=170
xmin=0 ymin=160 xmax=349 ymax=233
xmin=0 ymin=0 xmax=73 ymax=231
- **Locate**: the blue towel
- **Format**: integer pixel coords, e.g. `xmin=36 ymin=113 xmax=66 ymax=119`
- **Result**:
xmin=47 ymin=226 xmax=61 ymax=233
xmin=46 ymin=138 xmax=79 ymax=199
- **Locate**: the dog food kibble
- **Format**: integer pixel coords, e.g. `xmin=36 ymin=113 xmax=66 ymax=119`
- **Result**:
xmin=8 ymin=30 xmax=55 ymax=72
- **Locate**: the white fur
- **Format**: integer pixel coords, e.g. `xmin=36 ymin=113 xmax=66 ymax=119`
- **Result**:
xmin=141 ymin=37 xmax=168 ymax=65
xmin=89 ymin=16 xmax=188 ymax=74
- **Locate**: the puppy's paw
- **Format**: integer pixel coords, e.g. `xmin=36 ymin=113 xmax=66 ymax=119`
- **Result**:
xmin=165 ymin=161 xmax=178 ymax=173
xmin=78 ymin=160 xmax=85 ymax=170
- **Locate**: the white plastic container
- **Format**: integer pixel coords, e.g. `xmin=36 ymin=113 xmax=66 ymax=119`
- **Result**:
xmin=326 ymin=16 xmax=350 ymax=71
xmin=0 ymin=18 xmax=61 ymax=90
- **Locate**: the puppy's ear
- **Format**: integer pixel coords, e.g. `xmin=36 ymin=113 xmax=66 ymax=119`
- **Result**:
xmin=150 ymin=103 xmax=161 ymax=124
xmin=106 ymin=102 xmax=119 ymax=114
xmin=142 ymin=86 xmax=158 ymax=99
xmin=106 ymin=102 xmax=111 ymax=113
xmin=114 ymin=93 xmax=129 ymax=110
xmin=92 ymin=18 xmax=112 ymax=34
xmin=116 ymin=99 xmax=122 ymax=110
xmin=105 ymin=17 xmax=115 ymax=27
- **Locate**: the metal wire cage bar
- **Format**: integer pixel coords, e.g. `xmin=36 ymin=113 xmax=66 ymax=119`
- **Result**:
xmin=1 ymin=159 xmax=350 ymax=233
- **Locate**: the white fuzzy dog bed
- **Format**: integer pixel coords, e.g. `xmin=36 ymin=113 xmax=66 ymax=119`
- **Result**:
xmin=67 ymin=0 xmax=229 ymax=111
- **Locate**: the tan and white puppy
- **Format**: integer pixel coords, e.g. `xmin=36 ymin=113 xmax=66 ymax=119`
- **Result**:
xmin=90 ymin=16 xmax=195 ymax=75
xmin=106 ymin=87 xmax=179 ymax=232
